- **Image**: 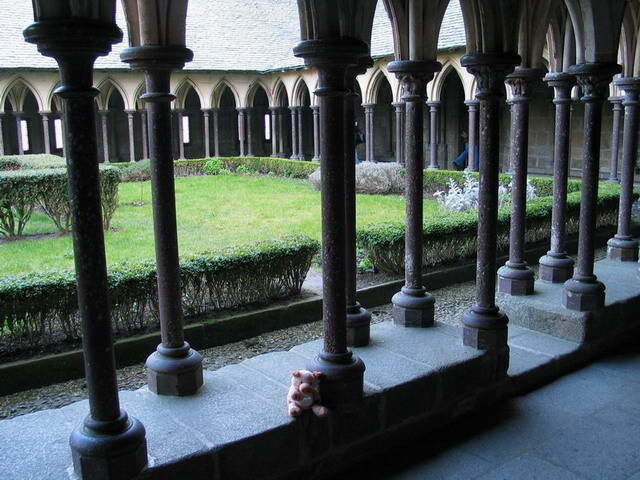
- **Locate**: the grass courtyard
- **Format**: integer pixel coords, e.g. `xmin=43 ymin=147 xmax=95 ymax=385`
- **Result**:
xmin=1 ymin=174 xmax=440 ymax=276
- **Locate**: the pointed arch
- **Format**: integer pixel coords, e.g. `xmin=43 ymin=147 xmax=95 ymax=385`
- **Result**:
xmin=245 ymin=79 xmax=272 ymax=108
xmin=1 ymin=77 xmax=44 ymax=112
xmin=365 ymin=69 xmax=393 ymax=104
xmin=430 ymin=60 xmax=468 ymax=101
xmin=174 ymin=77 xmax=204 ymax=109
xmin=132 ymin=81 xmax=147 ymax=110
xmin=272 ymin=79 xmax=290 ymax=107
xmin=96 ymin=78 xmax=130 ymax=111
xmin=211 ymin=79 xmax=241 ymax=109
xmin=291 ymin=77 xmax=311 ymax=106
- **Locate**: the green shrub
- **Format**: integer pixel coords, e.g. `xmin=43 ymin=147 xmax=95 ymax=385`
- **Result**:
xmin=357 ymin=183 xmax=627 ymax=274
xmin=203 ymin=158 xmax=224 ymax=175
xmin=218 ymin=156 xmax=319 ymax=178
xmin=0 ymin=166 xmax=120 ymax=236
xmin=0 ymin=235 xmax=320 ymax=351
xmin=120 ymin=159 xmax=151 ymax=182
xmin=174 ymin=159 xmax=207 ymax=176
xmin=0 ymin=154 xmax=66 ymax=171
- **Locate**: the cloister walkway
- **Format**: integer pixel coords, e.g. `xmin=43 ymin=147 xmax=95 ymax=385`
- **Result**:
xmin=344 ymin=340 xmax=640 ymax=480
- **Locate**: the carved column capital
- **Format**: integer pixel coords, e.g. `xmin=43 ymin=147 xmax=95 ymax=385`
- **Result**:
xmin=461 ymin=53 xmax=520 ymax=98
xmin=568 ymin=63 xmax=621 ymax=103
xmin=505 ymin=68 xmax=544 ymax=102
xmin=544 ymin=72 xmax=575 ymax=105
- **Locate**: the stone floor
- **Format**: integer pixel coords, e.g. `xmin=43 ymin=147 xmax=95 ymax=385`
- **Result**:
xmin=342 ymin=339 xmax=640 ymax=480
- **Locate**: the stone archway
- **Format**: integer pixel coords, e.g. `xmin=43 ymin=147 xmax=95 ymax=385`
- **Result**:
xmin=218 ymin=84 xmax=239 ymax=156
xmin=439 ymin=69 xmax=467 ymax=169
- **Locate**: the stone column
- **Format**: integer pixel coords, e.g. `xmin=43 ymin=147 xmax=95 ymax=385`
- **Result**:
xmin=270 ymin=107 xmax=278 ymax=157
xmin=99 ymin=110 xmax=110 ymax=163
xmin=461 ymin=53 xmax=519 ymax=363
xmin=607 ymin=78 xmax=640 ymax=261
xmin=498 ymin=68 xmax=543 ymax=296
xmin=41 ymin=112 xmax=51 ymax=154
xmin=14 ymin=111 xmax=24 ymax=155
xmin=202 ymin=108 xmax=210 ymax=157
xmin=237 ymin=107 xmax=246 ymax=156
xmin=465 ymin=100 xmax=479 ymax=171
xmin=563 ymin=63 xmax=621 ymax=311
xmin=141 ymin=110 xmax=148 ymax=160
xmin=539 ymin=73 xmax=576 ymax=282
xmin=0 ymin=113 xmax=5 ymax=156
xmin=246 ymin=107 xmax=254 ymax=157
xmin=289 ymin=106 xmax=298 ymax=159
xmin=278 ymin=107 xmax=286 ymax=157
xmin=293 ymin=38 xmax=366 ymax=408
xmin=427 ymin=101 xmax=440 ymax=169
xmin=345 ymin=63 xmax=372 ymax=347
xmin=175 ymin=109 xmax=186 ymax=159
xmin=25 ymin=17 xmax=147 ymax=478
xmin=387 ymin=60 xmax=440 ymax=327
xmin=212 ymin=108 xmax=220 ymax=157
xmin=363 ymin=103 xmax=375 ymax=162
xmin=125 ymin=110 xmax=136 ymax=162
xmin=311 ymin=105 xmax=320 ymax=161
xmin=392 ymin=102 xmax=405 ymax=164
xmin=297 ymin=106 xmax=305 ymax=160
xmin=121 ymin=46 xmax=203 ymax=397
xmin=607 ymin=96 xmax=623 ymax=183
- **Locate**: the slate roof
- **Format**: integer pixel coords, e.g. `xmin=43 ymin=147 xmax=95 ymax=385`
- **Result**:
xmin=1 ymin=1 xmax=465 ymax=72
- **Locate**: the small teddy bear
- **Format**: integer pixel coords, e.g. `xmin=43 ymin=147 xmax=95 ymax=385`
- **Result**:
xmin=287 ymin=370 xmax=328 ymax=417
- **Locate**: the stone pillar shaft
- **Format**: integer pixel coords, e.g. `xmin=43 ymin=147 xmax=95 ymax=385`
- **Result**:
xmin=363 ymin=103 xmax=375 ymax=162
xmin=0 ymin=114 xmax=4 ymax=156
xmin=392 ymin=102 xmax=405 ymax=165
xmin=428 ymin=101 xmax=440 ymax=169
xmin=608 ymin=97 xmax=623 ymax=182
xmin=290 ymin=106 xmax=298 ymax=159
xmin=212 ymin=108 xmax=220 ymax=157
xmin=126 ymin=110 xmax=135 ymax=162
xmin=539 ymin=74 xmax=575 ymax=282
xmin=175 ymin=109 xmax=185 ymax=159
xmin=278 ymin=107 xmax=286 ymax=157
xmin=297 ymin=106 xmax=305 ymax=160
xmin=202 ymin=109 xmax=210 ymax=157
xmin=141 ymin=110 xmax=148 ymax=160
xmin=465 ymin=100 xmax=479 ymax=171
xmin=270 ymin=107 xmax=278 ymax=157
xmin=42 ymin=112 xmax=51 ymax=154
xmin=14 ymin=112 xmax=24 ymax=155
xmin=99 ymin=110 xmax=109 ymax=163
xmin=246 ymin=107 xmax=254 ymax=156
xmin=607 ymin=78 xmax=640 ymax=261
xmin=237 ymin=107 xmax=246 ymax=156
xmin=311 ymin=105 xmax=320 ymax=162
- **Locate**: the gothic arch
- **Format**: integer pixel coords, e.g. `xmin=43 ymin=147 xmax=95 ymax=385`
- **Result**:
xmin=175 ymin=78 xmax=204 ymax=109
xmin=291 ymin=77 xmax=310 ymax=107
xmin=1 ymin=77 xmax=44 ymax=113
xmin=132 ymin=81 xmax=146 ymax=110
xmin=273 ymin=80 xmax=290 ymax=107
xmin=430 ymin=60 xmax=468 ymax=101
xmin=246 ymin=79 xmax=272 ymax=107
xmin=211 ymin=79 xmax=241 ymax=109
xmin=96 ymin=78 xmax=130 ymax=111
xmin=365 ymin=69 xmax=393 ymax=104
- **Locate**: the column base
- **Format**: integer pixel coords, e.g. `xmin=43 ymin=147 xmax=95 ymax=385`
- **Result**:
xmin=146 ymin=342 xmax=204 ymax=396
xmin=308 ymin=351 xmax=365 ymax=409
xmin=312 ymin=156 xmax=320 ymax=162
xmin=538 ymin=253 xmax=574 ymax=283
xmin=426 ymin=165 xmax=439 ymax=170
xmin=70 ymin=410 xmax=147 ymax=480
xmin=461 ymin=306 xmax=508 ymax=351
xmin=391 ymin=286 xmax=435 ymax=328
xmin=346 ymin=303 xmax=372 ymax=347
xmin=290 ymin=154 xmax=299 ymax=160
xmin=497 ymin=262 xmax=535 ymax=295
xmin=605 ymin=178 xmax=620 ymax=184
xmin=607 ymin=236 xmax=639 ymax=262
xmin=563 ymin=277 xmax=605 ymax=312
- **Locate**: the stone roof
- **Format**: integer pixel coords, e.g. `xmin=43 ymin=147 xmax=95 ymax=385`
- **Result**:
xmin=2 ymin=1 xmax=465 ymax=72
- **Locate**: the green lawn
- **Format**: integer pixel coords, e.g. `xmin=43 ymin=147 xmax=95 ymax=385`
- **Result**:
xmin=0 ymin=174 xmax=440 ymax=276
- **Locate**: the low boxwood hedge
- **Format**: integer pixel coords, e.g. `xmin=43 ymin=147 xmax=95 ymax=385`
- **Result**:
xmin=357 ymin=183 xmax=627 ymax=274
xmin=0 ymin=166 xmax=120 ymax=237
xmin=0 ymin=235 xmax=319 ymax=354
xmin=0 ymin=154 xmax=67 ymax=171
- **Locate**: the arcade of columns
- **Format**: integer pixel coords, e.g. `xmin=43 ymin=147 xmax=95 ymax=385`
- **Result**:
xmin=20 ymin=0 xmax=640 ymax=478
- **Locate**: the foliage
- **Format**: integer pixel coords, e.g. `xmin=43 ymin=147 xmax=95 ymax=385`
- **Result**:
xmin=310 ymin=161 xmax=405 ymax=195
xmin=0 ymin=154 xmax=66 ymax=171
xmin=119 ymin=159 xmax=151 ymax=182
xmin=174 ymin=159 xmax=207 ymax=176
xmin=0 ymin=235 xmax=319 ymax=352
xmin=218 ymin=156 xmax=319 ymax=178
xmin=0 ymin=167 xmax=120 ymax=237
xmin=203 ymin=158 xmax=224 ymax=175
xmin=357 ymin=183 xmax=628 ymax=274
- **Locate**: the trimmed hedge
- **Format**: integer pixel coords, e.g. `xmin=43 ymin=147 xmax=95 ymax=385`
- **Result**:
xmin=0 ymin=235 xmax=319 ymax=353
xmin=357 ymin=183 xmax=627 ymax=274
xmin=215 ymin=156 xmax=319 ymax=178
xmin=0 ymin=154 xmax=66 ymax=171
xmin=0 ymin=167 xmax=120 ymax=236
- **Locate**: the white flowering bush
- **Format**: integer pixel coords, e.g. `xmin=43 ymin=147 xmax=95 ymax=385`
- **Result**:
xmin=309 ymin=161 xmax=404 ymax=195
xmin=434 ymin=173 xmax=537 ymax=213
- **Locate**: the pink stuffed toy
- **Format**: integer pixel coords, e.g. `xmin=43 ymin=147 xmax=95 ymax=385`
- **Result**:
xmin=287 ymin=370 xmax=328 ymax=417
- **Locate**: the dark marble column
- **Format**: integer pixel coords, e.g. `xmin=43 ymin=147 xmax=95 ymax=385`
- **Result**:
xmin=202 ymin=108 xmax=210 ymax=157
xmin=125 ymin=110 xmax=136 ymax=162
xmin=460 ymin=53 xmax=519 ymax=364
xmin=539 ymin=73 xmax=576 ymax=282
xmin=237 ymin=107 xmax=246 ymax=156
xmin=392 ymin=101 xmax=405 ymax=164
xmin=387 ymin=60 xmax=440 ymax=327
xmin=121 ymin=46 xmax=203 ymax=397
xmin=278 ymin=107 xmax=286 ymax=157
xmin=41 ymin=112 xmax=51 ymax=154
xmin=563 ymin=63 xmax=621 ymax=311
xmin=311 ymin=105 xmax=320 ymax=162
xmin=607 ymin=96 xmax=623 ymax=183
xmin=465 ymin=100 xmax=479 ymax=171
xmin=246 ymin=107 xmax=254 ymax=157
xmin=607 ymin=78 xmax=640 ymax=261
xmin=0 ymin=114 xmax=5 ymax=155
xmin=498 ymin=68 xmax=543 ymax=296
xmin=297 ymin=106 xmax=305 ymax=160
xmin=14 ymin=111 xmax=24 ymax=155
xmin=212 ymin=107 xmax=220 ymax=157
xmin=99 ymin=110 xmax=110 ymax=163
xmin=289 ymin=106 xmax=298 ymax=159
xmin=270 ymin=107 xmax=278 ymax=157
xmin=25 ymin=17 xmax=147 ymax=478
xmin=293 ymin=38 xmax=367 ymax=408
xmin=141 ymin=110 xmax=148 ymax=160
xmin=427 ymin=101 xmax=440 ymax=169
xmin=363 ymin=103 xmax=375 ymax=162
